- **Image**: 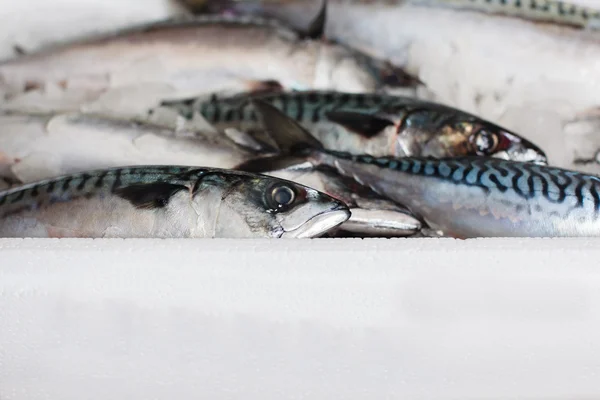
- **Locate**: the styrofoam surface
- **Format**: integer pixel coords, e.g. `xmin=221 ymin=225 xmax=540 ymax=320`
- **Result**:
xmin=2 ymin=238 xmax=600 ymax=399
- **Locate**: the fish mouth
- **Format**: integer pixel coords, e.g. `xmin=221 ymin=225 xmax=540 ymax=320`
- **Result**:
xmin=281 ymin=207 xmax=351 ymax=239
xmin=492 ymin=131 xmax=548 ymax=165
xmin=495 ymin=147 xmax=548 ymax=165
xmin=341 ymin=208 xmax=422 ymax=237
xmin=498 ymin=132 xmax=548 ymax=165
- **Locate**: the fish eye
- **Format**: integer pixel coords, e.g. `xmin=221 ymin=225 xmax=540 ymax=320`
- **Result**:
xmin=267 ymin=184 xmax=296 ymax=211
xmin=472 ymin=129 xmax=499 ymax=155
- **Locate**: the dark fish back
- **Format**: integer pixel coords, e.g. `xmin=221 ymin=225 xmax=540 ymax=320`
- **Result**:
xmin=0 ymin=166 xmax=212 ymax=218
xmin=335 ymin=152 xmax=600 ymax=212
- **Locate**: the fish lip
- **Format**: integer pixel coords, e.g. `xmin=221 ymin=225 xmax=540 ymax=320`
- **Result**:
xmin=495 ymin=147 xmax=548 ymax=165
xmin=341 ymin=208 xmax=422 ymax=237
xmin=280 ymin=206 xmax=351 ymax=239
xmin=500 ymin=131 xmax=548 ymax=164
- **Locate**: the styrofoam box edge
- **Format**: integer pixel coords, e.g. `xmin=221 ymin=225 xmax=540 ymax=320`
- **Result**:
xmin=2 ymin=238 xmax=600 ymax=399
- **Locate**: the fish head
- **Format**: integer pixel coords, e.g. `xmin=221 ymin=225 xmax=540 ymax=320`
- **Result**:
xmin=453 ymin=121 xmax=548 ymax=164
xmin=210 ymin=172 xmax=350 ymax=238
xmin=393 ymin=108 xmax=547 ymax=164
xmin=239 ymin=155 xmax=359 ymax=206
xmin=235 ymin=155 xmax=423 ymax=238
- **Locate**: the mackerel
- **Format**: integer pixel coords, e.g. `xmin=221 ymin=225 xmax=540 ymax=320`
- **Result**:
xmin=211 ymin=0 xmax=600 ymax=169
xmin=0 ymin=165 xmax=350 ymax=238
xmin=0 ymin=111 xmax=418 ymax=237
xmin=0 ymin=112 xmax=249 ymax=187
xmin=162 ymin=90 xmax=547 ymax=163
xmin=0 ymin=13 xmax=393 ymax=115
xmin=250 ymin=99 xmax=600 ymax=238
xmin=241 ymin=159 xmax=424 ymax=236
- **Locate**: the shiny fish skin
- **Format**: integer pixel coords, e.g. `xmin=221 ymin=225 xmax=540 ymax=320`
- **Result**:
xmin=428 ymin=0 xmax=600 ymax=28
xmin=252 ymin=162 xmax=424 ymax=236
xmin=322 ymin=153 xmax=600 ymax=238
xmin=251 ymin=98 xmax=600 ymax=238
xmin=0 ymin=166 xmax=350 ymax=238
xmin=213 ymin=0 xmax=600 ymax=169
xmin=0 ymin=111 xmax=250 ymax=186
xmin=0 ymin=111 xmax=418 ymax=237
xmin=0 ymin=15 xmax=385 ymax=115
xmin=163 ymin=90 xmax=547 ymax=163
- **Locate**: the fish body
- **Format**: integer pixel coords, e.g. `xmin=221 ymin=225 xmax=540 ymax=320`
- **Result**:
xmin=164 ymin=90 xmax=547 ymax=163
xmin=0 ymin=165 xmax=350 ymax=238
xmin=325 ymin=153 xmax=600 ymax=238
xmin=212 ymin=0 xmax=600 ymax=169
xmin=0 ymin=111 xmax=416 ymax=237
xmin=252 ymin=98 xmax=600 ymax=238
xmin=0 ymin=112 xmax=249 ymax=187
xmin=0 ymin=15 xmax=386 ymax=115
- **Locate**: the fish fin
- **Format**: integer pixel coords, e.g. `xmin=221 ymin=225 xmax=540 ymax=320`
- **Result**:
xmin=304 ymin=0 xmax=327 ymax=40
xmin=224 ymin=127 xmax=277 ymax=153
xmin=0 ymin=175 xmax=22 ymax=191
xmin=114 ymin=182 xmax=188 ymax=210
xmin=573 ymin=156 xmax=599 ymax=166
xmin=325 ymin=110 xmax=394 ymax=138
xmin=245 ymin=80 xmax=284 ymax=95
xmin=177 ymin=0 xmax=223 ymax=13
xmin=13 ymin=44 xmax=27 ymax=56
xmin=378 ymin=61 xmax=423 ymax=88
xmin=235 ymin=155 xmax=311 ymax=173
xmin=251 ymin=99 xmax=324 ymax=153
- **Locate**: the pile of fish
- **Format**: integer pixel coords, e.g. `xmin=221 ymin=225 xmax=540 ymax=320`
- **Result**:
xmin=0 ymin=0 xmax=600 ymax=239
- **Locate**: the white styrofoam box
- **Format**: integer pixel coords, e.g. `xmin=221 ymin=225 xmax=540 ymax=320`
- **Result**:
xmin=2 ymin=238 xmax=600 ymax=399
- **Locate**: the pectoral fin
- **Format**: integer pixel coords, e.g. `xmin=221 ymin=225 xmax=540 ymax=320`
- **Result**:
xmin=235 ymin=155 xmax=311 ymax=173
xmin=325 ymin=110 xmax=394 ymax=138
xmin=114 ymin=182 xmax=188 ymax=210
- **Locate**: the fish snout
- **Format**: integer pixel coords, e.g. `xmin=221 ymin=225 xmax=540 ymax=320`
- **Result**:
xmin=279 ymin=194 xmax=350 ymax=238
xmin=499 ymin=131 xmax=548 ymax=165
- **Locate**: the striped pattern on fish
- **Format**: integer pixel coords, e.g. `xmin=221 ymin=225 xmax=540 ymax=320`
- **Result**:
xmin=165 ymin=90 xmax=547 ymax=163
xmin=335 ymin=153 xmax=600 ymax=208
xmin=418 ymin=0 xmax=600 ymax=29
xmin=248 ymin=98 xmax=600 ymax=238
xmin=315 ymin=152 xmax=600 ymax=237
xmin=0 ymin=166 xmax=350 ymax=238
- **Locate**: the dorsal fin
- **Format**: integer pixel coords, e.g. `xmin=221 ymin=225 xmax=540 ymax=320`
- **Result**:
xmin=304 ymin=0 xmax=327 ymax=39
xmin=325 ymin=110 xmax=394 ymax=138
xmin=114 ymin=182 xmax=188 ymax=209
xmin=12 ymin=44 xmax=27 ymax=56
